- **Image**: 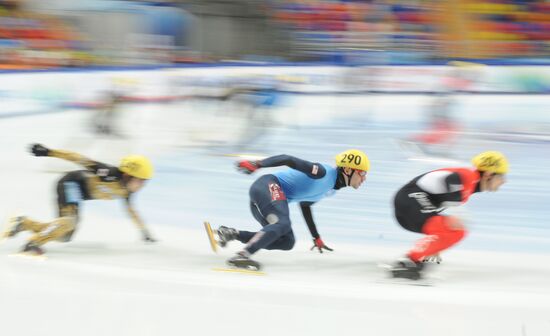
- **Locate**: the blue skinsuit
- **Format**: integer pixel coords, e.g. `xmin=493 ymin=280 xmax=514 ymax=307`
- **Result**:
xmin=237 ymin=155 xmax=338 ymax=254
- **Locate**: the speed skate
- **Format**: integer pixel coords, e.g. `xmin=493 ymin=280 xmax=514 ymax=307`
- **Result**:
xmin=377 ymin=263 xmax=437 ymax=287
xmin=204 ymin=221 xmax=264 ymax=274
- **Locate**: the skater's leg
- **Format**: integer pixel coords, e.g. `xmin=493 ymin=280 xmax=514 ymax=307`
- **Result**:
xmin=390 ymin=187 xmax=434 ymax=279
xmin=55 ymin=179 xmax=82 ymax=241
xmin=28 ymin=216 xmax=76 ymax=246
xmin=232 ymin=175 xmax=293 ymax=247
xmin=243 ymin=200 xmax=293 ymax=254
xmin=26 ymin=177 xmax=81 ymax=246
xmin=55 ymin=204 xmax=80 ymax=242
xmin=25 ymin=200 xmax=80 ymax=243
xmin=215 ymin=202 xmax=266 ymax=246
xmin=2 ymin=216 xmax=47 ymax=239
xmin=227 ymin=211 xmax=294 ymax=271
xmin=23 ymin=178 xmax=80 ymax=247
xmin=4 ymin=177 xmax=80 ymax=240
xmin=19 ymin=218 xmax=51 ymax=233
xmin=236 ymin=200 xmax=295 ymax=248
xmin=227 ymin=175 xmax=292 ymax=270
xmin=236 ymin=230 xmax=256 ymax=244
xmin=236 ymin=229 xmax=295 ymax=251
xmin=240 ymin=175 xmax=292 ymax=254
xmin=408 ymin=215 xmax=466 ymax=262
xmin=233 ymin=201 xmax=269 ymax=244
xmin=261 ymin=230 xmax=295 ymax=251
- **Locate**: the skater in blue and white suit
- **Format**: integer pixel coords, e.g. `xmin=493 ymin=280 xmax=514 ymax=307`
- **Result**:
xmin=213 ymin=149 xmax=370 ymax=270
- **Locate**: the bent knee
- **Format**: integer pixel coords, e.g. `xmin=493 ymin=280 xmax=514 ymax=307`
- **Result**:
xmin=444 ymin=217 xmax=467 ymax=242
xmin=280 ymin=235 xmax=296 ymax=251
xmin=451 ymin=227 xmax=467 ymax=242
xmin=55 ymin=217 xmax=76 ymax=234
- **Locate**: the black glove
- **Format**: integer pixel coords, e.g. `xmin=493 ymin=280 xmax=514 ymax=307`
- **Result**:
xmin=30 ymin=143 xmax=50 ymax=157
xmin=236 ymin=160 xmax=260 ymax=174
xmin=310 ymin=237 xmax=333 ymax=253
xmin=142 ymin=229 xmax=157 ymax=243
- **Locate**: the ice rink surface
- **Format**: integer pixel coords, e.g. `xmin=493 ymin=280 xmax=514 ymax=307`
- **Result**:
xmin=0 ymin=96 xmax=549 ymax=336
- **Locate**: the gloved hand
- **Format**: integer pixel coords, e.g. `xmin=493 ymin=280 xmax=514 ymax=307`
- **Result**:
xmin=142 ymin=229 xmax=157 ymax=243
xmin=30 ymin=143 xmax=50 ymax=157
xmin=236 ymin=160 xmax=260 ymax=174
xmin=422 ymin=254 xmax=442 ymax=264
xmin=310 ymin=237 xmax=333 ymax=253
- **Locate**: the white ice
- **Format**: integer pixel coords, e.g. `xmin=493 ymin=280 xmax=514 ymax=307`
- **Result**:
xmin=1 ymin=96 xmax=549 ymax=336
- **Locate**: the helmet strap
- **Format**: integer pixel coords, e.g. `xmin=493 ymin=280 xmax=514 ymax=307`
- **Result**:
xmin=334 ymin=167 xmax=347 ymax=189
xmin=121 ymin=173 xmax=131 ymax=186
xmin=343 ymin=169 xmax=355 ymax=187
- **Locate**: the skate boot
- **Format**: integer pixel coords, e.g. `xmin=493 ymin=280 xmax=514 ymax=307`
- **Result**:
xmin=21 ymin=241 xmax=45 ymax=256
xmin=2 ymin=216 xmax=25 ymax=240
xmin=216 ymin=226 xmax=238 ymax=247
xmin=390 ymin=257 xmax=424 ymax=280
xmin=227 ymin=251 xmax=261 ymax=271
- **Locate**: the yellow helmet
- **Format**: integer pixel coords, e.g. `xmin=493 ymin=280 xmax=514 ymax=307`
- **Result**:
xmin=119 ymin=155 xmax=154 ymax=179
xmin=335 ymin=149 xmax=370 ymax=171
xmin=471 ymin=151 xmax=508 ymax=174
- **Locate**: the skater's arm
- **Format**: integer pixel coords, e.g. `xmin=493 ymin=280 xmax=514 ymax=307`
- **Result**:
xmin=416 ymin=170 xmax=464 ymax=205
xmin=440 ymin=172 xmax=463 ymax=206
xmin=31 ymin=144 xmax=121 ymax=178
xmin=259 ymin=155 xmax=326 ymax=178
xmin=301 ymin=201 xmax=334 ymax=253
xmin=51 ymin=150 xmax=117 ymax=176
xmin=300 ymin=202 xmax=320 ymax=239
xmin=49 ymin=149 xmax=98 ymax=169
xmin=125 ymin=198 xmax=156 ymax=242
xmin=30 ymin=144 xmax=98 ymax=168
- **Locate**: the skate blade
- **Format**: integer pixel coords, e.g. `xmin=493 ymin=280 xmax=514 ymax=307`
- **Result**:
xmin=203 ymin=221 xmax=218 ymax=253
xmin=377 ymin=263 xmax=436 ymax=286
xmin=9 ymin=252 xmax=48 ymax=261
xmin=212 ymin=267 xmax=266 ymax=276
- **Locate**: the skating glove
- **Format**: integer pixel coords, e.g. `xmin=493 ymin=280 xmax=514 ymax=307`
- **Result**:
xmin=141 ymin=229 xmax=157 ymax=243
xmin=30 ymin=143 xmax=50 ymax=157
xmin=236 ymin=160 xmax=260 ymax=174
xmin=422 ymin=254 xmax=442 ymax=264
xmin=310 ymin=237 xmax=333 ymax=253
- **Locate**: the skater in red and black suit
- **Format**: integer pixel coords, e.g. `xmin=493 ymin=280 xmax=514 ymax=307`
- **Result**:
xmin=390 ymin=151 xmax=508 ymax=280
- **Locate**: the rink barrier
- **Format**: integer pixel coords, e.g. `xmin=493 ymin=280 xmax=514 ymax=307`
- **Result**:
xmin=1 ymin=65 xmax=550 ymax=129
xmin=2 ymin=58 xmax=550 ymax=74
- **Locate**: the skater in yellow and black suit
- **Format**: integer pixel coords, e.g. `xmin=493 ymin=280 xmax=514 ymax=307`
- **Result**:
xmin=2 ymin=144 xmax=156 ymax=255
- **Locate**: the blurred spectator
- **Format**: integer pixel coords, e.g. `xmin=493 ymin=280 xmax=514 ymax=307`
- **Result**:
xmin=0 ymin=0 xmax=94 ymax=69
xmin=269 ymin=0 xmax=550 ymax=63
xmin=461 ymin=0 xmax=550 ymax=59
xmin=269 ymin=0 xmax=442 ymax=63
xmin=1 ymin=0 xmax=550 ymax=68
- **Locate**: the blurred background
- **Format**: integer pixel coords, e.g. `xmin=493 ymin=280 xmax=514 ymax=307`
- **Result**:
xmin=0 ymin=0 xmax=549 ymax=248
xmin=1 ymin=0 xmax=550 ymax=66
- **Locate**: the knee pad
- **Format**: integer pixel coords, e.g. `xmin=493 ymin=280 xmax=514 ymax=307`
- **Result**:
xmin=265 ymin=213 xmax=279 ymax=225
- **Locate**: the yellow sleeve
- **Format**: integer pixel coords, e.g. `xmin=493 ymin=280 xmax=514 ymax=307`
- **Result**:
xmin=49 ymin=149 xmax=97 ymax=169
xmin=125 ymin=199 xmax=146 ymax=231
